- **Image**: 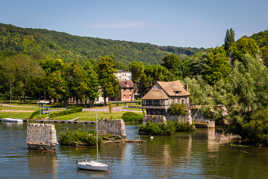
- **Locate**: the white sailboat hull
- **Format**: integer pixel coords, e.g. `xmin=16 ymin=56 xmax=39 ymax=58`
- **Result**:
xmin=1 ymin=118 xmax=23 ymax=123
xmin=77 ymin=161 xmax=109 ymax=171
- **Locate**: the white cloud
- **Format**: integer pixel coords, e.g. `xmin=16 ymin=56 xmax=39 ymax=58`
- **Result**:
xmin=89 ymin=21 xmax=145 ymax=29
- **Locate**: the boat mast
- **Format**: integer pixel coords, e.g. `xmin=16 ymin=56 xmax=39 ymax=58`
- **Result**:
xmin=96 ymin=111 xmax=99 ymax=161
xmin=9 ymin=82 xmax=12 ymax=118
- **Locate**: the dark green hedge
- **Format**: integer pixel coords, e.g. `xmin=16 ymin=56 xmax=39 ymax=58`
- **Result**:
xmin=139 ymin=121 xmax=195 ymax=136
xmin=59 ymin=130 xmax=102 ymax=146
xmin=122 ymin=112 xmax=143 ymax=123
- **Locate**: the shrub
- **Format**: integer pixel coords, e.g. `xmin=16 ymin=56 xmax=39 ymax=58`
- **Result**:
xmin=232 ymin=107 xmax=268 ymax=145
xmin=122 ymin=112 xmax=143 ymax=123
xmin=139 ymin=121 xmax=194 ymax=136
xmin=59 ymin=130 xmax=102 ymax=146
xmin=168 ymin=104 xmax=188 ymax=116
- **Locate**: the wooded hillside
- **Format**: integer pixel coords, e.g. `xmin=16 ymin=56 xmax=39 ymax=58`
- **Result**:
xmin=0 ymin=23 xmax=201 ymax=64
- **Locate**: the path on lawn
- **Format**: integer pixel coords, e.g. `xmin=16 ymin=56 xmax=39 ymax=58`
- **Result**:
xmin=83 ymin=106 xmax=142 ymax=113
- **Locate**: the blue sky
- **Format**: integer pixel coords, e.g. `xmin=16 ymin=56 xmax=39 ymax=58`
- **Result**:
xmin=0 ymin=0 xmax=267 ymax=48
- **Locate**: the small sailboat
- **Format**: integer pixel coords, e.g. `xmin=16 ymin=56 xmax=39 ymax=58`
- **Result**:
xmin=1 ymin=84 xmax=23 ymax=124
xmin=0 ymin=118 xmax=23 ymax=123
xmin=77 ymin=112 xmax=109 ymax=172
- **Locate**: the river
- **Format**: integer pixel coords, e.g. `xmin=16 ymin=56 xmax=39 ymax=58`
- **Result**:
xmin=1 ymin=123 xmax=268 ymax=179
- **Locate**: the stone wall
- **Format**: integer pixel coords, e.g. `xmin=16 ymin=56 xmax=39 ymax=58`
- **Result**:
xmin=143 ymin=115 xmax=167 ymax=124
xmin=167 ymin=110 xmax=192 ymax=124
xmin=97 ymin=119 xmax=126 ymax=138
xmin=26 ymin=123 xmax=58 ymax=150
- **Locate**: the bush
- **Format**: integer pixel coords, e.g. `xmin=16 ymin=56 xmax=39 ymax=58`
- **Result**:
xmin=139 ymin=121 xmax=194 ymax=136
xmin=59 ymin=130 xmax=102 ymax=146
xmin=168 ymin=104 xmax=188 ymax=116
xmin=122 ymin=112 xmax=143 ymax=123
xmin=49 ymin=107 xmax=82 ymax=118
xmin=230 ymin=107 xmax=268 ymax=145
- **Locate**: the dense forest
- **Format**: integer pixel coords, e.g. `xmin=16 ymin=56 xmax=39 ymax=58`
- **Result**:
xmin=0 ymin=23 xmax=201 ymax=64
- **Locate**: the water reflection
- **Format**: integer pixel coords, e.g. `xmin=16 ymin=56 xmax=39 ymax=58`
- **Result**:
xmin=77 ymin=169 xmax=110 ymax=178
xmin=207 ymin=128 xmax=219 ymax=152
xmin=28 ymin=151 xmax=58 ymax=179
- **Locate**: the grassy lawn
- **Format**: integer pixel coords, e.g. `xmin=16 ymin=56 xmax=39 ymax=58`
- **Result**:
xmin=53 ymin=111 xmax=125 ymax=121
xmin=0 ymin=104 xmax=39 ymax=111
xmin=0 ymin=112 xmax=32 ymax=119
xmin=123 ymin=107 xmax=143 ymax=111
xmin=0 ymin=103 xmax=142 ymax=121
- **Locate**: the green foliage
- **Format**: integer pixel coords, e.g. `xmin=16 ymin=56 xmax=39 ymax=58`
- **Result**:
xmin=228 ymin=107 xmax=268 ymax=145
xmin=139 ymin=121 xmax=194 ymax=136
xmin=250 ymin=30 xmax=268 ymax=48
xmin=59 ymin=130 xmax=102 ymax=146
xmin=230 ymin=36 xmax=259 ymax=63
xmin=97 ymin=56 xmax=119 ymax=104
xmin=122 ymin=112 xmax=143 ymax=123
xmin=260 ymin=46 xmax=268 ymax=67
xmin=139 ymin=122 xmax=176 ymax=136
xmin=224 ymin=28 xmax=235 ymax=55
xmin=161 ymin=54 xmax=183 ymax=78
xmin=49 ymin=107 xmax=82 ymax=118
xmin=168 ymin=104 xmax=188 ymax=116
xmin=201 ymin=48 xmax=232 ymax=85
xmin=0 ymin=23 xmax=200 ymax=64
xmin=129 ymin=61 xmax=145 ymax=84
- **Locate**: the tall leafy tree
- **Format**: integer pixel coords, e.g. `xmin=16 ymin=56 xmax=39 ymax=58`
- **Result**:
xmin=96 ymin=56 xmax=119 ymax=105
xmin=82 ymin=60 xmax=99 ymax=105
xmin=161 ymin=54 xmax=183 ymax=78
xmin=201 ymin=48 xmax=232 ymax=85
xmin=129 ymin=61 xmax=145 ymax=84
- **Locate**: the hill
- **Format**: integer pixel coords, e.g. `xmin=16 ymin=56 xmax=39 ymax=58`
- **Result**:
xmin=0 ymin=23 xmax=201 ymax=64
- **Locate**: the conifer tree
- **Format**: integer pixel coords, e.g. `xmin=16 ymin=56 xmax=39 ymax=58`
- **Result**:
xmin=224 ymin=28 xmax=235 ymax=55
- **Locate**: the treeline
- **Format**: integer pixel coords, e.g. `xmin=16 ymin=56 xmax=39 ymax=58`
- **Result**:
xmin=0 ymin=23 xmax=201 ymax=64
xmin=128 ymin=29 xmax=268 ymax=145
xmin=0 ymin=55 xmax=124 ymax=105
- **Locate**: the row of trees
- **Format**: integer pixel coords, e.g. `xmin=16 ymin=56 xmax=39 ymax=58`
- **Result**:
xmin=0 ymin=55 xmax=120 ymax=105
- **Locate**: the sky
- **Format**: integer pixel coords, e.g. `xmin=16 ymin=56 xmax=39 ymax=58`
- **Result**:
xmin=0 ymin=0 xmax=267 ymax=48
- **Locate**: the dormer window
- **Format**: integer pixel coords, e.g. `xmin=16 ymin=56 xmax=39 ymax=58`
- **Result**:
xmin=175 ymin=91 xmax=180 ymax=94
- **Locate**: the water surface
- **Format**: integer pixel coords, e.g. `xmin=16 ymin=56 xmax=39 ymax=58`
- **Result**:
xmin=0 ymin=123 xmax=268 ymax=179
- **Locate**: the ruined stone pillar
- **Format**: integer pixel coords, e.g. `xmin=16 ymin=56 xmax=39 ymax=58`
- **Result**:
xmin=26 ymin=123 xmax=58 ymax=151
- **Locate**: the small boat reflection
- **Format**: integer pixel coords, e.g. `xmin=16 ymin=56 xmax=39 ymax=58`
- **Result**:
xmin=77 ymin=168 xmax=110 ymax=178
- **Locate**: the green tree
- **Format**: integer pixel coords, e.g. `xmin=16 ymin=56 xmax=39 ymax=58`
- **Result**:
xmin=129 ymin=61 xmax=145 ymax=84
xmin=161 ymin=54 xmax=183 ymax=78
xmin=82 ymin=60 xmax=99 ymax=105
xmin=201 ymin=48 xmax=232 ymax=85
xmin=96 ymin=56 xmax=119 ymax=105
xmin=224 ymin=28 xmax=235 ymax=55
xmin=0 ymin=54 xmax=44 ymax=101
